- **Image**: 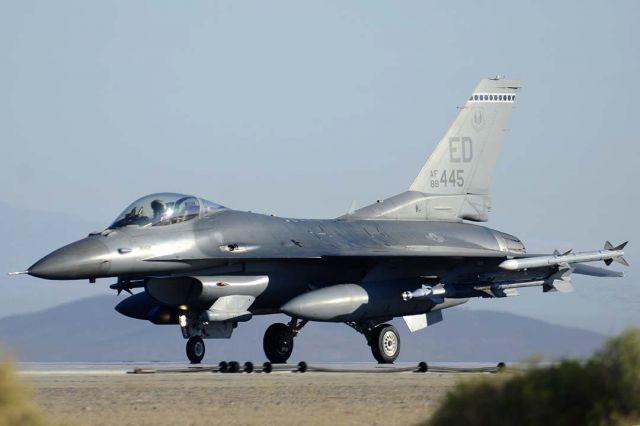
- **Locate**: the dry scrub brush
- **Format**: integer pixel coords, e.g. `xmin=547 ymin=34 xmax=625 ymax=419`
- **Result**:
xmin=423 ymin=328 xmax=640 ymax=426
xmin=0 ymin=361 xmax=45 ymax=426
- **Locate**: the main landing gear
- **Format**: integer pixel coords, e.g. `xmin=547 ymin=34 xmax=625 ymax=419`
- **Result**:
xmin=263 ymin=318 xmax=307 ymax=363
xmin=186 ymin=336 xmax=205 ymax=364
xmin=347 ymin=321 xmax=401 ymax=364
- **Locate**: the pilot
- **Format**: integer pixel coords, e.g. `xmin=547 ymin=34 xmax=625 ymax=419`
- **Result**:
xmin=151 ymin=199 xmax=167 ymax=223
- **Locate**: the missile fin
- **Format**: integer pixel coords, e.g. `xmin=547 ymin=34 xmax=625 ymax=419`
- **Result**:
xmin=615 ymin=256 xmax=630 ymax=267
xmin=615 ymin=241 xmax=629 ymax=250
xmin=553 ymin=249 xmax=572 ymax=256
xmin=605 ymin=241 xmax=628 ymax=251
xmin=604 ymin=241 xmax=629 ymax=266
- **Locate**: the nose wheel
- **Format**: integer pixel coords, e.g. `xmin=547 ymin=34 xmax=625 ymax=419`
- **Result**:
xmin=186 ymin=336 xmax=205 ymax=364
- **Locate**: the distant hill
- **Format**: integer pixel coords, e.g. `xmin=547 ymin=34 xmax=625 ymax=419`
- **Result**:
xmin=0 ymin=295 xmax=607 ymax=363
xmin=0 ymin=201 xmax=111 ymax=319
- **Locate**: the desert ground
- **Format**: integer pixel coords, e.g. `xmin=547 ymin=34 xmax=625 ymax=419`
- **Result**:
xmin=20 ymin=365 xmax=496 ymax=426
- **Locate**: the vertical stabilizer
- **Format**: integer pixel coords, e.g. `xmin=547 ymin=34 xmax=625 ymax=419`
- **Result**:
xmin=344 ymin=77 xmax=522 ymax=222
xmin=410 ymin=78 xmax=521 ymax=196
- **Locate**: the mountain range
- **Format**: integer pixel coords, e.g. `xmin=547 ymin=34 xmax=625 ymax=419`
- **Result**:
xmin=0 ymin=295 xmax=607 ymax=363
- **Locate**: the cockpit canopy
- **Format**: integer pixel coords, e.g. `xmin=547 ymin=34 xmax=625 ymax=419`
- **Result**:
xmin=109 ymin=193 xmax=224 ymax=229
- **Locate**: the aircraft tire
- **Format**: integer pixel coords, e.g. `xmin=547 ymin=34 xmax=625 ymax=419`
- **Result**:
xmin=263 ymin=323 xmax=294 ymax=363
xmin=186 ymin=336 xmax=205 ymax=364
xmin=370 ymin=324 xmax=400 ymax=364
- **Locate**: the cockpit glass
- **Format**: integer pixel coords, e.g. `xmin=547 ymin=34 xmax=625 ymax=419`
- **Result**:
xmin=109 ymin=193 xmax=224 ymax=229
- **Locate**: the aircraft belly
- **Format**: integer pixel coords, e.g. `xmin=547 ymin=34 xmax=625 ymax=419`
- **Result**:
xmin=244 ymin=260 xmax=368 ymax=309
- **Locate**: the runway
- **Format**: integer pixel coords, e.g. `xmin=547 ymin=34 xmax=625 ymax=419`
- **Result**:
xmin=19 ymin=362 xmax=502 ymax=426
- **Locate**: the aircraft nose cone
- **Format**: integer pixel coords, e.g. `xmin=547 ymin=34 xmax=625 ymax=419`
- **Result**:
xmin=28 ymin=238 xmax=111 ymax=280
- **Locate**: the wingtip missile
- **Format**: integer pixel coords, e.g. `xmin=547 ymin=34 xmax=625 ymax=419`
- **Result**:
xmin=500 ymin=241 xmax=630 ymax=271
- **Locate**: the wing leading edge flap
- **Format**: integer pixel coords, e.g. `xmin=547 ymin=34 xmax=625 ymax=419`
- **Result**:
xmin=403 ymin=310 xmax=443 ymax=332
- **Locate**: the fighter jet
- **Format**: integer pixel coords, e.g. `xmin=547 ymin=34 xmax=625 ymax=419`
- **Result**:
xmin=16 ymin=77 xmax=628 ymax=364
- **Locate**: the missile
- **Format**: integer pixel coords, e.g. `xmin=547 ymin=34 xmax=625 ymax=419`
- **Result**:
xmin=499 ymin=241 xmax=628 ymax=271
xmin=110 ymin=279 xmax=145 ymax=295
xmin=401 ymin=285 xmax=446 ymax=301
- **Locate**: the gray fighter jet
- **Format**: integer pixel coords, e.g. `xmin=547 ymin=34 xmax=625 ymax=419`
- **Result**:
xmin=16 ymin=77 xmax=628 ymax=364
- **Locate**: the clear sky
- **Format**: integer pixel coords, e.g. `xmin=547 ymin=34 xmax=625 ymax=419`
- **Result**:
xmin=1 ymin=1 xmax=638 ymax=333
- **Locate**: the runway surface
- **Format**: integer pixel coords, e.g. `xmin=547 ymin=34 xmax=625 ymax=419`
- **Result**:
xmin=19 ymin=362 xmax=502 ymax=426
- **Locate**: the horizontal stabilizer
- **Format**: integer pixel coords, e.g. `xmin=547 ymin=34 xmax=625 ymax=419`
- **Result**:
xmin=573 ymin=264 xmax=625 ymax=277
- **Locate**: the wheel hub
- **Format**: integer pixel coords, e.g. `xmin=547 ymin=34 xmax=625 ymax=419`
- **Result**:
xmin=194 ymin=341 xmax=204 ymax=357
xmin=382 ymin=330 xmax=397 ymax=356
xmin=278 ymin=335 xmax=291 ymax=354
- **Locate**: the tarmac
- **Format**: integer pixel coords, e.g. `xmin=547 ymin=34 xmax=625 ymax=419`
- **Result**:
xmin=19 ymin=362 xmax=503 ymax=426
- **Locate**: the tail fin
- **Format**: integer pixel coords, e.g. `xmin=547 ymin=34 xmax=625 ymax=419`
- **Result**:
xmin=343 ymin=77 xmax=521 ymax=222
xmin=410 ymin=77 xmax=521 ymax=197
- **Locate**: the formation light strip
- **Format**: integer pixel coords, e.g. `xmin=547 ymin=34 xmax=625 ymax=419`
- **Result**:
xmin=468 ymin=93 xmax=516 ymax=103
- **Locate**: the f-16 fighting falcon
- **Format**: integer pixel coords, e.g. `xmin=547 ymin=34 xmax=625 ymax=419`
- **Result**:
xmin=15 ymin=77 xmax=628 ymax=364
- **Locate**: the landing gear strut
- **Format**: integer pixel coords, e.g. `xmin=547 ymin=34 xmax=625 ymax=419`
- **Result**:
xmin=263 ymin=318 xmax=307 ymax=363
xmin=186 ymin=336 xmax=205 ymax=364
xmin=347 ymin=321 xmax=401 ymax=364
